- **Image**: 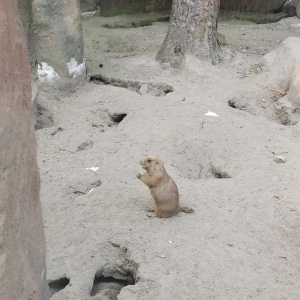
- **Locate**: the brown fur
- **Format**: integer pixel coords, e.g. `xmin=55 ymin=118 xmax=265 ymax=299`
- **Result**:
xmin=137 ymin=156 xmax=194 ymax=218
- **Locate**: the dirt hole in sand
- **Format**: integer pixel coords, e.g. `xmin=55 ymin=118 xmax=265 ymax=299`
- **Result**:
xmin=90 ymin=274 xmax=135 ymax=299
xmin=175 ymin=146 xmax=232 ymax=179
xmin=175 ymin=161 xmax=232 ymax=180
xmin=228 ymin=91 xmax=299 ymax=126
xmin=211 ymin=165 xmax=231 ymax=179
xmin=90 ymin=242 xmax=138 ymax=299
xmin=102 ymin=20 xmax=154 ymax=29
xmin=109 ymin=112 xmax=127 ymax=123
xmin=34 ymin=102 xmax=54 ymax=130
xmin=228 ymin=99 xmax=247 ymax=111
xmin=227 ymin=98 xmax=254 ymax=115
xmin=101 ymin=16 xmax=170 ymax=29
xmin=89 ymin=74 xmax=173 ymax=97
xmin=48 ymin=277 xmax=70 ymax=296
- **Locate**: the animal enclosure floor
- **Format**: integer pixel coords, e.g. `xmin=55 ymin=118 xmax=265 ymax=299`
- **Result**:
xmin=36 ymin=14 xmax=300 ymax=300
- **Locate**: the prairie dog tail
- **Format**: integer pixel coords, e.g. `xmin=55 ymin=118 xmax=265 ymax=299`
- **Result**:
xmin=179 ymin=206 xmax=194 ymax=213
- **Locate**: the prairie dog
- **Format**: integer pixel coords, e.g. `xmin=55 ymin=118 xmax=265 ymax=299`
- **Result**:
xmin=137 ymin=156 xmax=194 ymax=218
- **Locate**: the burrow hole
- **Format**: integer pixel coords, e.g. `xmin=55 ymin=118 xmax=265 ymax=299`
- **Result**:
xmin=228 ymin=91 xmax=299 ymax=126
xmin=90 ymin=242 xmax=138 ymax=299
xmin=48 ymin=277 xmax=70 ymax=297
xmin=89 ymin=109 xmax=128 ymax=130
xmin=175 ymin=146 xmax=232 ymax=179
xmin=102 ymin=19 xmax=154 ymax=29
xmin=101 ymin=16 xmax=170 ymax=29
xmin=109 ymin=112 xmax=127 ymax=123
xmin=89 ymin=74 xmax=173 ymax=97
xmin=228 ymin=99 xmax=244 ymax=110
xmin=227 ymin=98 xmax=251 ymax=113
xmin=91 ymin=273 xmax=135 ymax=299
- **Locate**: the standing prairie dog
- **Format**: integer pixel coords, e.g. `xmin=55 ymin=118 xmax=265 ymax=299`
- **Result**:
xmin=137 ymin=156 xmax=194 ymax=218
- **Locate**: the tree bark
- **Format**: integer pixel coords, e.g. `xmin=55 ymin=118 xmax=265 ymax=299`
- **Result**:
xmin=157 ymin=0 xmax=222 ymax=67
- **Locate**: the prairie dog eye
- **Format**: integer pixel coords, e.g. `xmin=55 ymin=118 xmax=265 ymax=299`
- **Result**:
xmin=147 ymin=159 xmax=151 ymax=163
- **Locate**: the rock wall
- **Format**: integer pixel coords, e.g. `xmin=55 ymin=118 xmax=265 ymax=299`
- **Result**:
xmin=31 ymin=0 xmax=86 ymax=129
xmin=81 ymin=0 xmax=172 ymax=14
xmin=82 ymin=0 xmax=288 ymax=15
xmin=221 ymin=0 xmax=285 ymax=13
xmin=0 ymin=1 xmax=49 ymax=299
xmin=265 ymin=37 xmax=300 ymax=125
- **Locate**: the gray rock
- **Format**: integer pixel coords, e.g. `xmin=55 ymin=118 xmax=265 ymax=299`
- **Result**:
xmin=282 ymin=0 xmax=300 ymax=17
xmin=139 ymin=84 xmax=149 ymax=95
xmin=221 ymin=0 xmax=285 ymax=14
xmin=264 ymin=37 xmax=300 ymax=86
xmin=265 ymin=37 xmax=300 ymax=125
xmin=33 ymin=0 xmax=86 ymax=95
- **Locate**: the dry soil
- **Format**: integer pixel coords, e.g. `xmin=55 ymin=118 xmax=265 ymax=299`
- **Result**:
xmin=36 ymin=14 xmax=300 ymax=300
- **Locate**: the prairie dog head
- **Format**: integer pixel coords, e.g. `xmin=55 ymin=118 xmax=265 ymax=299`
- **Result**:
xmin=140 ymin=156 xmax=163 ymax=173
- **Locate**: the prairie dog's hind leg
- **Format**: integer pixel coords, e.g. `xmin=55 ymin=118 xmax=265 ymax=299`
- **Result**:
xmin=146 ymin=206 xmax=155 ymax=212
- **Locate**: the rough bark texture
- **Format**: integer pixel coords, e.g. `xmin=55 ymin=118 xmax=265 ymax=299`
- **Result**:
xmin=17 ymin=0 xmax=37 ymax=75
xmin=156 ymin=0 xmax=222 ymax=67
xmin=0 ymin=1 xmax=49 ymax=299
xmin=33 ymin=0 xmax=86 ymax=93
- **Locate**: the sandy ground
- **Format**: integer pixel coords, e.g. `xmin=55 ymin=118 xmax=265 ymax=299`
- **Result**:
xmin=36 ymin=14 xmax=300 ymax=300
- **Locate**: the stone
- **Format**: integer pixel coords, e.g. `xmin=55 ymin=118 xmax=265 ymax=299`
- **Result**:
xmin=265 ymin=37 xmax=300 ymax=122
xmin=264 ymin=37 xmax=300 ymax=86
xmin=0 ymin=1 xmax=49 ymax=299
xmin=273 ymin=155 xmax=287 ymax=163
xmin=297 ymin=1 xmax=300 ymax=17
xmin=32 ymin=0 xmax=86 ymax=94
xmin=282 ymin=0 xmax=299 ymax=17
xmin=139 ymin=84 xmax=149 ymax=95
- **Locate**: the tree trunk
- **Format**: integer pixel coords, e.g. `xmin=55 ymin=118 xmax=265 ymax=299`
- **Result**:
xmin=157 ymin=0 xmax=222 ymax=67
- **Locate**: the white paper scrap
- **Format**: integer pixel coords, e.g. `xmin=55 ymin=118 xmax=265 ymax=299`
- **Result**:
xmin=205 ymin=110 xmax=219 ymax=117
xmin=85 ymin=167 xmax=99 ymax=172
